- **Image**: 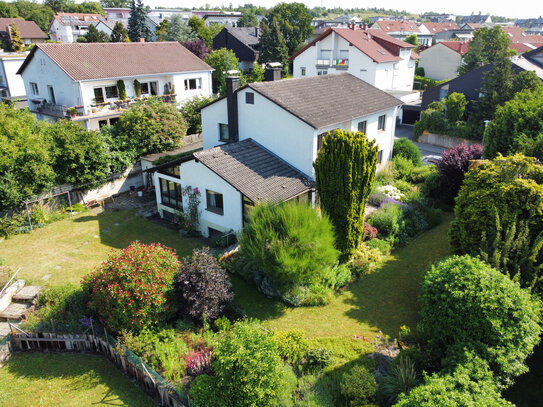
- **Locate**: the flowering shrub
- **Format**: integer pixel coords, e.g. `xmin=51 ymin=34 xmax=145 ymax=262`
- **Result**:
xmin=82 ymin=241 xmax=180 ymax=333
xmin=378 ymin=185 xmax=405 ymax=201
xmin=185 ymin=347 xmax=214 ymax=376
xmin=363 ymin=222 xmax=378 ymax=240
xmin=182 ymin=185 xmax=201 ymax=226
xmin=173 ymin=212 xmax=198 ymax=236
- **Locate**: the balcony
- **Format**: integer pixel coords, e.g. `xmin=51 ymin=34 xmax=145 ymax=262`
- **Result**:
xmin=33 ymin=101 xmax=68 ymax=118
xmin=315 ymin=59 xmax=349 ymax=69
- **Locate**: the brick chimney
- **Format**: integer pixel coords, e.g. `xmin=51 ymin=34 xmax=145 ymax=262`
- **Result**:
xmin=225 ymin=70 xmax=240 ymax=142
xmin=137 ymin=38 xmax=145 ymax=42
xmin=265 ymin=62 xmax=282 ymax=81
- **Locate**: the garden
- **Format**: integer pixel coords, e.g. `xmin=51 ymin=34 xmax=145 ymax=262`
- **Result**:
xmin=2 ymin=129 xmax=542 ymax=406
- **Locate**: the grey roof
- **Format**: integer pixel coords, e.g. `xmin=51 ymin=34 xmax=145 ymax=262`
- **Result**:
xmin=226 ymin=27 xmax=260 ymax=50
xmin=248 ymin=73 xmax=402 ymax=129
xmin=194 ymin=139 xmax=314 ymax=203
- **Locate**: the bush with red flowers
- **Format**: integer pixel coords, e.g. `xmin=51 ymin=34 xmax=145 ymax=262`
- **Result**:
xmin=82 ymin=241 xmax=180 ymax=333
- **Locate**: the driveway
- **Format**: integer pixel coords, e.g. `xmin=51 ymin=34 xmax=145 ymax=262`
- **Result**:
xmin=394 ymin=124 xmax=446 ymax=158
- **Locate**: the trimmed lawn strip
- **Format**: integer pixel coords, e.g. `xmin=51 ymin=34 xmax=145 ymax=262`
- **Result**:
xmin=0 ymin=353 xmax=154 ymax=407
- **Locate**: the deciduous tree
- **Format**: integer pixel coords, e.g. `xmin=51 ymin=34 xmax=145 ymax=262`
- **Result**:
xmin=458 ymin=26 xmax=512 ymax=75
xmin=257 ymin=18 xmax=289 ymax=76
xmin=165 ymin=14 xmax=197 ymax=44
xmin=266 ymin=2 xmax=313 ymax=54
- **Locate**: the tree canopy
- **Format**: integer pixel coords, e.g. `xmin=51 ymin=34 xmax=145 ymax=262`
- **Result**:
xmin=458 ymin=26 xmax=513 ymax=75
xmin=265 ymin=2 xmax=313 ymax=55
xmin=110 ymin=21 xmax=129 ymax=42
xmin=165 ymin=14 xmax=197 ymax=43
xmin=257 ymin=18 xmax=289 ymax=76
xmin=204 ymin=48 xmax=243 ymax=95
xmin=237 ymin=10 xmax=259 ymax=27
xmin=127 ymin=0 xmax=151 ymax=42
xmin=80 ymin=24 xmax=109 ymax=43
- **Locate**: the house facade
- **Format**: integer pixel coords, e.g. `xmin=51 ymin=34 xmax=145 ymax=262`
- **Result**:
xmin=213 ymin=27 xmax=261 ymax=71
xmin=370 ymin=20 xmax=433 ymax=46
xmin=49 ymin=13 xmax=105 ymax=43
xmin=151 ymin=72 xmax=402 ymax=237
xmin=0 ymin=51 xmax=27 ymax=98
xmin=0 ymin=18 xmax=47 ymax=47
xmin=17 ymin=42 xmax=213 ymax=130
xmin=418 ymin=41 xmax=469 ymax=81
xmin=291 ymin=26 xmax=417 ymax=96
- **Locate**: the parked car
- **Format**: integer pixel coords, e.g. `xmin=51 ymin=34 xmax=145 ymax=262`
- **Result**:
xmin=422 ymin=155 xmax=442 ymax=165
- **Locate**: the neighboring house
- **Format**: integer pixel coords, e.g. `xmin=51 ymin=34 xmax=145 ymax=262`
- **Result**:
xmin=418 ymin=22 xmax=464 ymax=42
xmin=500 ymin=26 xmax=543 ymax=53
xmin=0 ymin=18 xmax=47 ymax=47
xmin=151 ymin=72 xmax=402 ymax=237
xmin=291 ymin=26 xmax=418 ymax=99
xmin=0 ymin=51 xmax=28 ymax=98
xmin=515 ymin=17 xmax=543 ymax=35
xmin=421 ymin=14 xmax=457 ymax=23
xmin=370 ymin=20 xmax=433 ymax=46
xmin=418 ymin=41 xmax=470 ymax=80
xmin=421 ymin=46 xmax=543 ymax=109
xmin=202 ymin=12 xmax=241 ymax=27
xmin=17 ymin=42 xmax=213 ymax=130
xmin=460 ymin=14 xmax=492 ymax=25
xmin=104 ymin=7 xmax=131 ymax=26
xmin=49 ymin=13 xmax=105 ymax=43
xmin=213 ymin=27 xmax=260 ymax=71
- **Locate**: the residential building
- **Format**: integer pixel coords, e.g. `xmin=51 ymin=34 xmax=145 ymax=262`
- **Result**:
xmin=291 ymin=26 xmax=418 ymax=101
xmin=17 ymin=42 xmax=213 ymax=130
xmin=213 ymin=27 xmax=261 ymax=71
xmin=420 ymin=14 xmax=457 ymax=23
xmin=421 ymin=46 xmax=543 ymax=109
xmin=0 ymin=51 xmax=28 ymax=98
xmin=150 ymin=72 xmax=402 ymax=237
xmin=515 ymin=17 xmax=543 ymax=35
xmin=501 ymin=26 xmax=543 ymax=53
xmin=418 ymin=22 xmax=467 ymax=42
xmin=147 ymin=8 xmax=192 ymax=23
xmin=418 ymin=41 xmax=470 ymax=80
xmin=104 ymin=7 xmax=131 ymax=25
xmin=370 ymin=20 xmax=433 ymax=46
xmin=201 ymin=12 xmax=241 ymax=27
xmin=0 ymin=18 xmax=47 ymax=47
xmin=49 ymin=13 xmax=105 ymax=43
xmin=460 ymin=13 xmax=492 ymax=25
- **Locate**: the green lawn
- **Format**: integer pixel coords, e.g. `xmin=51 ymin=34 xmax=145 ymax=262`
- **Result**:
xmin=0 ymin=353 xmax=155 ymax=407
xmin=0 ymin=209 xmax=202 ymax=286
xmin=232 ymin=213 xmax=454 ymax=340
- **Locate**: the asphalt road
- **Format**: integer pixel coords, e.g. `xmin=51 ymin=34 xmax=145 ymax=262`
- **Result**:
xmin=394 ymin=124 xmax=446 ymax=158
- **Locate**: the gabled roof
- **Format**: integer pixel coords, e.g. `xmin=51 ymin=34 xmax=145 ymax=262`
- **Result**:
xmin=439 ymin=41 xmax=470 ymax=55
xmin=246 ymin=73 xmax=402 ymax=129
xmin=372 ymin=20 xmax=421 ymax=33
xmin=420 ymin=22 xmax=460 ymax=33
xmin=460 ymin=14 xmax=490 ymax=24
xmin=224 ymin=27 xmax=260 ymax=50
xmin=291 ymin=27 xmax=414 ymax=64
xmin=53 ymin=13 xmax=103 ymax=26
xmin=501 ymin=26 xmax=543 ymax=43
xmin=194 ymin=139 xmax=314 ymax=203
xmin=17 ymin=42 xmax=213 ymax=81
xmin=0 ymin=18 xmax=47 ymax=39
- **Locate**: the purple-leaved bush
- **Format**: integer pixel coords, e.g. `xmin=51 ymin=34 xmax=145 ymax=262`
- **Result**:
xmin=183 ymin=39 xmax=211 ymax=60
xmin=437 ymin=143 xmax=483 ymax=202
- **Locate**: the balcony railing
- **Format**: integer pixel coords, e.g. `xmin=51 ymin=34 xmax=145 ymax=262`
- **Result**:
xmin=315 ymin=59 xmax=349 ymax=68
xmin=34 ymin=101 xmax=68 ymax=118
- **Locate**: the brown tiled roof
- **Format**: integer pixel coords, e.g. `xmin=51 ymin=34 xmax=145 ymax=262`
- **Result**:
xmin=0 ymin=18 xmax=47 ymax=39
xmin=194 ymin=139 xmax=314 ymax=203
xmin=372 ymin=20 xmax=421 ymax=33
xmin=501 ymin=26 xmax=543 ymax=43
xmin=440 ymin=41 xmax=470 ymax=55
xmin=248 ymin=73 xmax=402 ymax=129
xmin=53 ymin=13 xmax=103 ymax=26
xmin=291 ymin=27 xmax=414 ymax=64
xmin=17 ymin=42 xmax=212 ymax=80
xmin=421 ymin=22 xmax=460 ymax=33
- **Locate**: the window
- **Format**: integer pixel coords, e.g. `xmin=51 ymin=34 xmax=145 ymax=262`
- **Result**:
xmin=339 ymin=49 xmax=349 ymax=59
xmin=93 ymin=87 xmax=104 ymax=104
xmin=319 ymin=49 xmax=331 ymax=60
xmin=184 ymin=78 xmax=202 ymax=90
xmin=242 ymin=195 xmax=254 ymax=226
xmin=105 ymin=85 xmax=119 ymax=99
xmin=219 ymin=123 xmax=229 ymax=142
xmin=160 ymin=179 xmax=183 ymax=210
xmin=300 ymin=67 xmax=306 ymax=76
xmin=98 ymin=119 xmax=108 ymax=128
xmin=206 ymin=189 xmax=224 ymax=215
xmin=141 ymin=81 xmax=158 ymax=95
xmin=109 ymin=117 xmax=119 ymax=126
xmin=158 ymin=164 xmax=180 ymax=177
xmin=30 ymin=82 xmax=39 ymax=95
xmin=208 ymin=227 xmax=223 ymax=239
xmin=377 ymin=150 xmax=383 ymax=164
xmin=317 ymin=70 xmax=328 ymax=76
xmin=357 ymin=120 xmax=367 ymax=134
xmin=378 ymin=114 xmax=386 ymax=131
xmin=245 ymin=92 xmax=254 ymax=104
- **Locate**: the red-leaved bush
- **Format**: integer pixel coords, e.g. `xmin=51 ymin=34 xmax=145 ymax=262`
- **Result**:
xmin=82 ymin=241 xmax=180 ymax=333
xmin=437 ymin=143 xmax=483 ymax=203
xmin=363 ymin=222 xmax=378 ymax=240
xmin=183 ymin=39 xmax=211 ymax=60
xmin=185 ymin=347 xmax=214 ymax=376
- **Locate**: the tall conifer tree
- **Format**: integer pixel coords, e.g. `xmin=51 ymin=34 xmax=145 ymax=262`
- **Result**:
xmin=128 ymin=0 xmax=151 ymax=42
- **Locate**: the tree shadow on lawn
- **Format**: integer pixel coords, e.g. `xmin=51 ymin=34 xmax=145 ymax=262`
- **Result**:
xmin=343 ymin=217 xmax=452 ymax=338
xmin=73 ymin=210 xmax=201 ymax=258
xmin=3 ymin=353 xmax=154 ymax=406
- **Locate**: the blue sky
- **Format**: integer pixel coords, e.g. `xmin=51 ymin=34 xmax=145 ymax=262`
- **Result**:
xmin=143 ymin=1 xmax=542 ymax=20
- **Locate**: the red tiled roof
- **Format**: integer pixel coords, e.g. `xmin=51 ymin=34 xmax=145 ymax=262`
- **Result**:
xmin=440 ymin=41 xmax=470 ymax=55
xmin=501 ymin=26 xmax=543 ymax=44
xmin=17 ymin=42 xmax=213 ymax=81
xmin=0 ymin=18 xmax=47 ymax=39
xmin=372 ymin=20 xmax=421 ymax=33
xmin=53 ymin=13 xmax=104 ymax=26
xmin=291 ymin=27 xmax=414 ymax=63
xmin=421 ymin=22 xmax=460 ymax=33
xmin=509 ymin=42 xmax=543 ymax=53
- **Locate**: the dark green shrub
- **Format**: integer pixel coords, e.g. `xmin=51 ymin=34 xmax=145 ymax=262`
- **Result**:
xmin=117 ymin=79 xmax=126 ymax=100
xmin=415 ymin=66 xmax=425 ymax=76
xmin=366 ymin=238 xmax=391 ymax=255
xmin=414 ymin=109 xmax=449 ymax=139
xmin=239 ymin=202 xmax=339 ymax=305
xmin=189 ymin=375 xmax=222 ymax=406
xmin=418 ymin=255 xmax=542 ymax=386
xmin=332 ymin=263 xmax=352 ymax=288
xmin=393 ymin=156 xmax=415 ymax=181
xmin=294 ymin=374 xmax=334 ymax=406
xmin=421 ymin=171 xmax=441 ymax=199
xmin=34 ymin=283 xmax=89 ymax=329
xmin=0 ymin=211 xmax=27 ymax=238
xmin=393 ymin=139 xmax=421 ymax=166
xmin=408 ymin=165 xmax=435 ymax=184
xmin=421 ymin=207 xmax=443 ymax=229
xmin=378 ymin=356 xmax=421 ymax=406
xmin=314 ymin=129 xmax=378 ymax=260
xmin=443 ymin=92 xmax=468 ymax=123
xmin=392 ymin=179 xmax=413 ymax=195
xmin=179 ymin=94 xmax=215 ymax=134
xmin=368 ymin=204 xmax=404 ymax=239
xmin=340 ymin=365 xmax=377 ymax=406
xmin=304 ymin=347 xmax=334 ymax=372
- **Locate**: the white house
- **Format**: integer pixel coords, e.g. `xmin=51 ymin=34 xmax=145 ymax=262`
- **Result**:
xmin=49 ymin=13 xmax=105 ymax=43
xmin=151 ymin=72 xmax=402 ymax=237
xmin=17 ymin=41 xmax=213 ymax=130
xmin=418 ymin=41 xmax=470 ymax=81
xmin=291 ymin=26 xmax=418 ymax=102
xmin=0 ymin=51 xmax=28 ymax=98
xmin=370 ymin=20 xmax=433 ymax=46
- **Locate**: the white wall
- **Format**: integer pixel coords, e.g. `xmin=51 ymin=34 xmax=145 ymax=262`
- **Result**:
xmin=202 ymin=98 xmax=229 ymax=150
xmin=418 ymin=44 xmax=462 ymax=81
xmin=0 ymin=56 xmax=26 ymax=97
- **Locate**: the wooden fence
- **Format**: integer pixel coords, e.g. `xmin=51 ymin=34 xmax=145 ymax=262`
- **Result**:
xmin=7 ymin=331 xmax=193 ymax=407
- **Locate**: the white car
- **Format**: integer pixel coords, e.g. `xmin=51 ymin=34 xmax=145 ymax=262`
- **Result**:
xmin=422 ymin=155 xmax=442 ymax=166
